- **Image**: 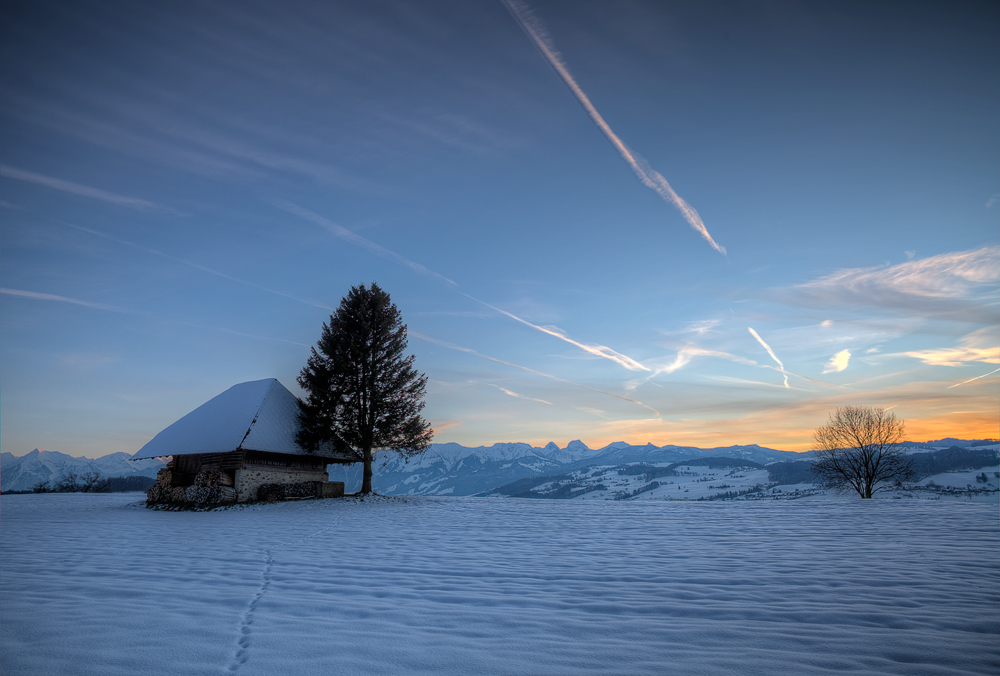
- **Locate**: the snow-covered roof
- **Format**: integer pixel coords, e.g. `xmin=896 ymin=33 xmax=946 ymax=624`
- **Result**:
xmin=134 ymin=379 xmax=352 ymax=460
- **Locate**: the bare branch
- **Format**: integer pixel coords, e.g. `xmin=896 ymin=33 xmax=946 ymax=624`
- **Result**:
xmin=811 ymin=406 xmax=913 ymax=498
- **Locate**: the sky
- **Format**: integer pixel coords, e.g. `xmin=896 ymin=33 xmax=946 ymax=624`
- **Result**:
xmin=1 ymin=0 xmax=997 ymax=458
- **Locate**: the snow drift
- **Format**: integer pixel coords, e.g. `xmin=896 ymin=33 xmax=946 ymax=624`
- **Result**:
xmin=1 ymin=493 xmax=997 ymax=675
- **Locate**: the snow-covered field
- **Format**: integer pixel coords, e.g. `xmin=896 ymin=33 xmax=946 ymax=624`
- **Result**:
xmin=1 ymin=493 xmax=998 ymax=675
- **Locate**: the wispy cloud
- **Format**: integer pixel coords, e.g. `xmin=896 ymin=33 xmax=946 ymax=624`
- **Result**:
xmin=1 ymin=93 xmax=257 ymax=182
xmin=502 ymin=0 xmax=726 ymax=256
xmin=378 ymin=110 xmax=522 ymax=158
xmin=152 ymin=121 xmax=389 ymax=195
xmin=703 ymin=375 xmax=796 ymax=389
xmin=823 ymin=349 xmax=851 ymax=374
xmin=212 ymin=326 xmax=310 ymax=348
xmin=489 ymin=384 xmax=553 ymax=405
xmin=1 ymin=288 xmax=130 ymax=313
xmin=2 ymin=288 xmax=307 ymax=348
xmin=624 ymin=343 xmax=820 ymax=393
xmin=787 ymin=246 xmax=1000 ymax=323
xmin=662 ymin=346 xmax=758 ymax=374
xmin=432 ymin=421 xmax=463 ymax=433
xmin=747 ymin=327 xmax=789 ymax=388
xmin=274 ymin=200 xmax=458 ymax=287
xmin=906 ymin=346 xmax=999 ymax=367
xmin=686 ymin=319 xmax=721 ymax=335
xmin=902 ymin=328 xmax=999 ymax=367
xmin=625 ymin=345 xmax=758 ymax=391
xmin=275 ymin=201 xmax=652 ymax=374
xmin=586 ymin=370 xmax=1000 ymax=451
xmin=412 ymin=331 xmax=660 ymax=417
xmin=463 ymin=293 xmax=649 ymax=372
xmin=0 ymin=165 xmax=163 ymax=211
xmin=58 ymin=352 xmax=119 ymax=369
xmin=62 ymin=222 xmax=335 ymax=311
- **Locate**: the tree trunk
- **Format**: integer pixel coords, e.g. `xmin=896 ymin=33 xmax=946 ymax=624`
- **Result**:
xmin=361 ymin=445 xmax=374 ymax=494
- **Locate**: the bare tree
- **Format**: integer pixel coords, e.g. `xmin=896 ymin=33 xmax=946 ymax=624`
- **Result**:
xmin=31 ymin=480 xmax=51 ymax=493
xmin=79 ymin=471 xmax=110 ymax=493
xmin=811 ymin=406 xmax=914 ymax=498
xmin=55 ymin=471 xmax=80 ymax=492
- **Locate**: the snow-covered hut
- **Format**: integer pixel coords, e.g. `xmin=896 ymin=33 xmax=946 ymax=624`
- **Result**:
xmin=134 ymin=378 xmax=359 ymax=505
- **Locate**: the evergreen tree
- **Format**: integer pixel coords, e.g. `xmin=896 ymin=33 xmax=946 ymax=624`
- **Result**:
xmin=297 ymin=283 xmax=433 ymax=494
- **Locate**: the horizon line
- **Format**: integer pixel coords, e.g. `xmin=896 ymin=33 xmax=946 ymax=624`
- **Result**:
xmin=7 ymin=436 xmax=996 ymax=461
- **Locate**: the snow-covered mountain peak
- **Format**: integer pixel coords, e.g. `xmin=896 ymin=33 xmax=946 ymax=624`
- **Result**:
xmin=542 ymin=439 xmax=604 ymax=464
xmin=487 ymin=442 xmax=539 ymax=460
xmin=602 ymin=441 xmax=631 ymax=450
xmin=0 ymin=448 xmax=164 ymax=492
xmin=380 ymin=441 xmax=545 ymax=473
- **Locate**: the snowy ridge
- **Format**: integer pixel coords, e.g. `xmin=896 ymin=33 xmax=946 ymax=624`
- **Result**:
xmin=5 ymin=438 xmax=995 ymax=497
xmin=542 ymin=439 xmax=604 ymax=464
xmin=0 ymin=449 xmax=165 ymax=493
xmin=335 ymin=439 xmax=997 ymax=497
xmin=484 ymin=452 xmax=1000 ymax=502
xmin=398 ymin=441 xmax=545 ymax=470
xmin=370 ymin=441 xmax=561 ymax=496
xmin=330 ymin=439 xmax=806 ymax=496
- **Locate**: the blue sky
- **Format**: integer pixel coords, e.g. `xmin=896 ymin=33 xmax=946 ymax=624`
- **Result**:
xmin=2 ymin=0 xmax=997 ymax=458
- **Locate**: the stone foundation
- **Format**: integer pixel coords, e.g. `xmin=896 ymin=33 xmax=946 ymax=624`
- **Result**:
xmin=256 ymin=481 xmax=345 ymax=502
xmin=146 ymin=464 xmax=347 ymax=507
xmin=234 ymin=466 xmax=328 ymax=503
xmin=319 ymin=481 xmax=345 ymax=498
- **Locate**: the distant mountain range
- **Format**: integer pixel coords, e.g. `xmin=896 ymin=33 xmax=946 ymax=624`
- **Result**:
xmin=328 ymin=438 xmax=998 ymax=497
xmin=0 ymin=449 xmax=165 ymax=493
xmin=4 ymin=438 xmax=995 ymax=496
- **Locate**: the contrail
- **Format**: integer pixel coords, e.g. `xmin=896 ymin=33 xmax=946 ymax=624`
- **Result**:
xmin=948 ymin=367 xmax=1000 ymax=389
xmin=1 ymin=287 xmax=307 ymax=347
xmin=0 ymin=287 xmax=129 ymax=313
xmin=412 ymin=331 xmax=661 ymax=417
xmin=62 ymin=222 xmax=336 ymax=311
xmin=625 ymin=345 xmax=758 ymax=390
xmin=502 ymin=0 xmax=726 ymax=256
xmin=1 ymin=164 xmax=164 ymax=211
xmin=659 ymin=346 xmax=758 ymax=374
xmin=272 ymin=201 xmax=650 ymax=372
xmin=489 ymin=384 xmax=553 ymax=405
xmin=747 ymin=327 xmax=789 ymax=388
xmin=461 ymin=292 xmax=649 ymax=372
xmin=273 ymin=200 xmax=458 ymax=286
xmin=212 ymin=326 xmax=310 ymax=348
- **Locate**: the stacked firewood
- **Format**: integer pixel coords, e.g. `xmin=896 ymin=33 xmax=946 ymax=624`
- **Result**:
xmin=194 ymin=469 xmax=221 ymax=487
xmin=144 ymin=469 xmax=173 ymax=504
xmin=146 ymin=468 xmax=236 ymax=507
xmin=256 ymin=483 xmax=285 ymax=503
xmin=256 ymin=481 xmax=318 ymax=503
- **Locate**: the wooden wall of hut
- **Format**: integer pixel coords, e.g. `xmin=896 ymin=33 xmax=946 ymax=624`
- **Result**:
xmin=167 ymin=451 xmax=243 ymax=487
xmin=243 ymin=449 xmax=328 ymax=471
